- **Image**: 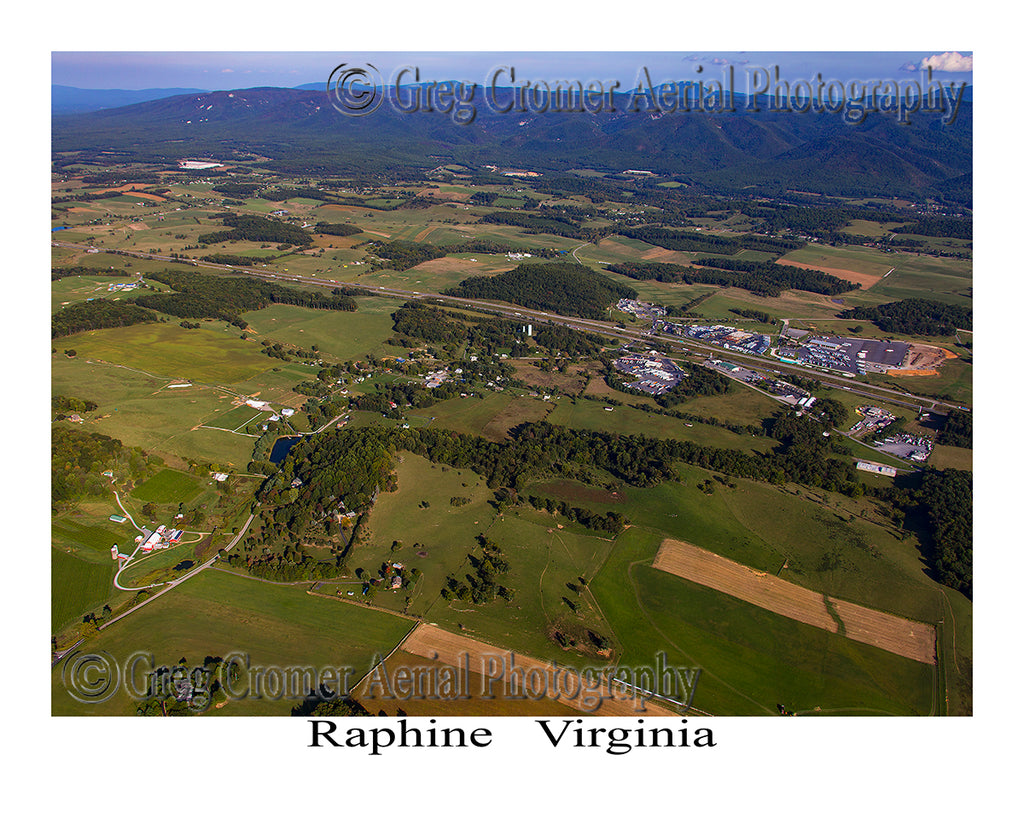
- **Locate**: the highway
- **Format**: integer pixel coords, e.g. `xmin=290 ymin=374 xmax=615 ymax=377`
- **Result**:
xmin=53 ymin=240 xmax=968 ymax=414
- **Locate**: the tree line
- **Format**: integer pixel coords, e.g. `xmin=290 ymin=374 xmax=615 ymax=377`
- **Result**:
xmin=444 ymin=262 xmax=637 ymax=320
xmin=838 ymin=298 xmax=972 ymax=335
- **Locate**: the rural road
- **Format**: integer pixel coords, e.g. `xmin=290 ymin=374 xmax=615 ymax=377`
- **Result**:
xmin=98 ymin=511 xmax=257 ymax=632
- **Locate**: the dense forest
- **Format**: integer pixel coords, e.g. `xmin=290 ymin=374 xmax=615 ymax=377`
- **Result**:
xmin=197 ymin=214 xmax=313 ymax=246
xmin=919 ymin=468 xmax=972 ymax=594
xmin=893 ymin=217 xmax=972 ymax=240
xmin=52 ymin=299 xmax=157 ymax=338
xmin=370 ymin=240 xmax=446 ymax=270
xmin=444 ymin=262 xmax=637 ymax=319
xmin=607 ymin=259 xmax=853 ymax=297
xmin=136 ymin=271 xmax=356 ymax=325
xmin=314 ymin=221 xmax=362 ymax=237
xmin=838 ymin=298 xmax=972 ymax=335
xmin=51 ymin=426 xmax=148 ymax=509
xmin=478 ymin=210 xmax=584 ymax=239
xmin=937 ymin=409 xmax=973 ymax=449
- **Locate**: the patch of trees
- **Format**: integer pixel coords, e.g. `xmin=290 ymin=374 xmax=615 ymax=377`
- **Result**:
xmin=136 ymin=271 xmax=356 ymax=324
xmin=259 ymin=186 xmax=327 ymax=201
xmin=618 ymin=226 xmax=741 ymax=254
xmin=370 ymin=240 xmax=446 ymax=270
xmin=608 ymin=259 xmax=853 ymax=297
xmin=52 ymin=426 xmax=147 ymax=508
xmin=729 ymin=307 xmax=777 ymax=324
xmin=532 ymin=324 xmax=605 ymax=357
xmin=439 ymin=239 xmax=559 ymax=257
xmin=52 ymin=299 xmax=156 ymax=338
xmin=52 ymin=265 xmax=130 ymax=281
xmin=391 ymin=303 xmax=468 ymax=344
xmin=478 ymin=210 xmax=584 ymax=239
xmin=200 ymin=253 xmax=269 ymax=266
xmin=315 ymin=221 xmax=362 ymax=237
xmin=52 ymin=395 xmax=97 ymax=419
xmin=937 ymin=409 xmax=972 ymax=449
xmin=444 ymin=262 xmax=637 ymax=320
xmin=692 ymin=258 xmax=856 ymax=296
xmin=919 ymin=468 xmax=972 ymax=594
xmin=224 ymin=548 xmax=346 ymax=582
xmin=525 ymin=496 xmax=628 ymax=534
xmin=838 ymin=298 xmax=972 ymax=335
xmin=893 ymin=217 xmax=972 ymax=240
xmin=197 ymin=214 xmax=312 ymax=246
xmin=441 ymin=537 xmax=512 ymax=603
xmin=211 ymin=182 xmax=264 ymax=198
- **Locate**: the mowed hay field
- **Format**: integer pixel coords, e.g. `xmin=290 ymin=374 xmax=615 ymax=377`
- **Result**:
xmin=389 ymin=623 xmax=678 ymax=716
xmin=51 ymin=570 xmax=412 ymax=715
xmin=652 ymin=539 xmax=936 ymax=664
xmin=61 ymin=323 xmax=274 ymax=384
xmin=239 ymin=298 xmax=400 ymax=363
xmin=591 ymin=528 xmax=938 ymax=716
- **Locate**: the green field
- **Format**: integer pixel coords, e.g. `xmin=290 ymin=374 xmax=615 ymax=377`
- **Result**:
xmin=240 ymin=298 xmax=399 ymax=362
xmin=60 ymin=323 xmax=274 ymax=385
xmin=52 ymin=549 xmax=116 ymax=631
xmin=131 ymin=468 xmax=203 ymax=504
xmin=52 ymin=569 xmax=414 ymax=715
xmin=546 ymin=397 xmax=772 ymax=453
xmin=591 ymin=528 xmax=937 ymax=716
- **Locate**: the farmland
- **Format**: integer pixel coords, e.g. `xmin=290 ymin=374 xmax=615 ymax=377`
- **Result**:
xmin=51 ymin=142 xmax=972 ymax=720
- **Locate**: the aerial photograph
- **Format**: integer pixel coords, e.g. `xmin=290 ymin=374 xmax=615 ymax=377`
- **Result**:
xmin=49 ymin=45 xmax=975 ymax=737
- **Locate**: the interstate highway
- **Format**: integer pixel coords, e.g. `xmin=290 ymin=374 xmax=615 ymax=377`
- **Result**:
xmin=52 ymin=241 xmax=968 ymax=415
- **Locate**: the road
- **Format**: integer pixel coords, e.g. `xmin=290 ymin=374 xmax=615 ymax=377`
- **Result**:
xmin=52 ymin=240 xmax=968 ymax=413
xmin=98 ymin=512 xmax=257 ymax=632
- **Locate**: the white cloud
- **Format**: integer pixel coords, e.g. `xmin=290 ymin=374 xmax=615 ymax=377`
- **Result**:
xmin=904 ymin=51 xmax=973 ymax=72
xmin=221 ymin=68 xmax=234 ymax=73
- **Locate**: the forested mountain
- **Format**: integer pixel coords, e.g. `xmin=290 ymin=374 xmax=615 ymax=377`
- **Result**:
xmin=52 ymin=85 xmax=972 ymax=200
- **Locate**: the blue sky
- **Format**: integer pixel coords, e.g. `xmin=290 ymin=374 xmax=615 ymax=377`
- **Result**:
xmin=51 ymin=51 xmax=973 ymax=91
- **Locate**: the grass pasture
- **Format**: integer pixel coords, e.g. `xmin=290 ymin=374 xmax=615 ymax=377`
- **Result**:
xmin=52 ymin=549 xmax=116 ymax=631
xmin=131 ymin=468 xmax=203 ymax=504
xmin=239 ymin=299 xmax=399 ymax=363
xmin=591 ymin=528 xmax=937 ymax=716
xmin=62 ymin=323 xmax=274 ymax=385
xmin=51 ymin=569 xmax=414 ymax=715
xmin=546 ymin=398 xmax=772 ymax=453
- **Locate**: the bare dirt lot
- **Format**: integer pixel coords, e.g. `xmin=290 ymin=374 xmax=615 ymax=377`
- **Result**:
xmin=888 ymin=344 xmax=956 ymax=376
xmin=652 ymin=539 xmax=935 ymax=664
xmin=776 ymin=260 xmax=884 ymax=288
xmin=397 ymin=623 xmax=679 ymax=716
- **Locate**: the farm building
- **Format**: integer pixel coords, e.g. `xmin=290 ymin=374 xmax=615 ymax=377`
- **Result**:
xmin=856 ymin=461 xmax=897 ymax=478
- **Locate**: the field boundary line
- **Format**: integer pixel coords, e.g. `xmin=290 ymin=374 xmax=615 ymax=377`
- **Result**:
xmin=653 ymin=539 xmax=936 ymax=665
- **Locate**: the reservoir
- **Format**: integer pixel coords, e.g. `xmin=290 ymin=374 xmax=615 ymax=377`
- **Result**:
xmin=269 ymin=435 xmax=302 ymax=464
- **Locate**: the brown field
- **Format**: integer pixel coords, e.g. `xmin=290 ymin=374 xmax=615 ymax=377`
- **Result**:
xmin=354 ymin=650 xmax=581 ymax=716
xmin=597 ymin=238 xmax=691 ymax=265
xmin=530 ymin=479 xmax=627 ymax=506
xmin=410 ymin=256 xmax=493 ymax=278
xmin=479 ymin=396 xmax=553 ymax=440
xmin=776 ymin=260 xmax=883 ymax=288
xmin=640 ymin=246 xmax=694 ymax=263
xmin=509 ymin=360 xmax=589 ymax=393
xmin=414 ymin=226 xmax=438 ymax=242
xmin=395 ymin=623 xmax=680 ymax=716
xmin=652 ymin=539 xmax=936 ymax=664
